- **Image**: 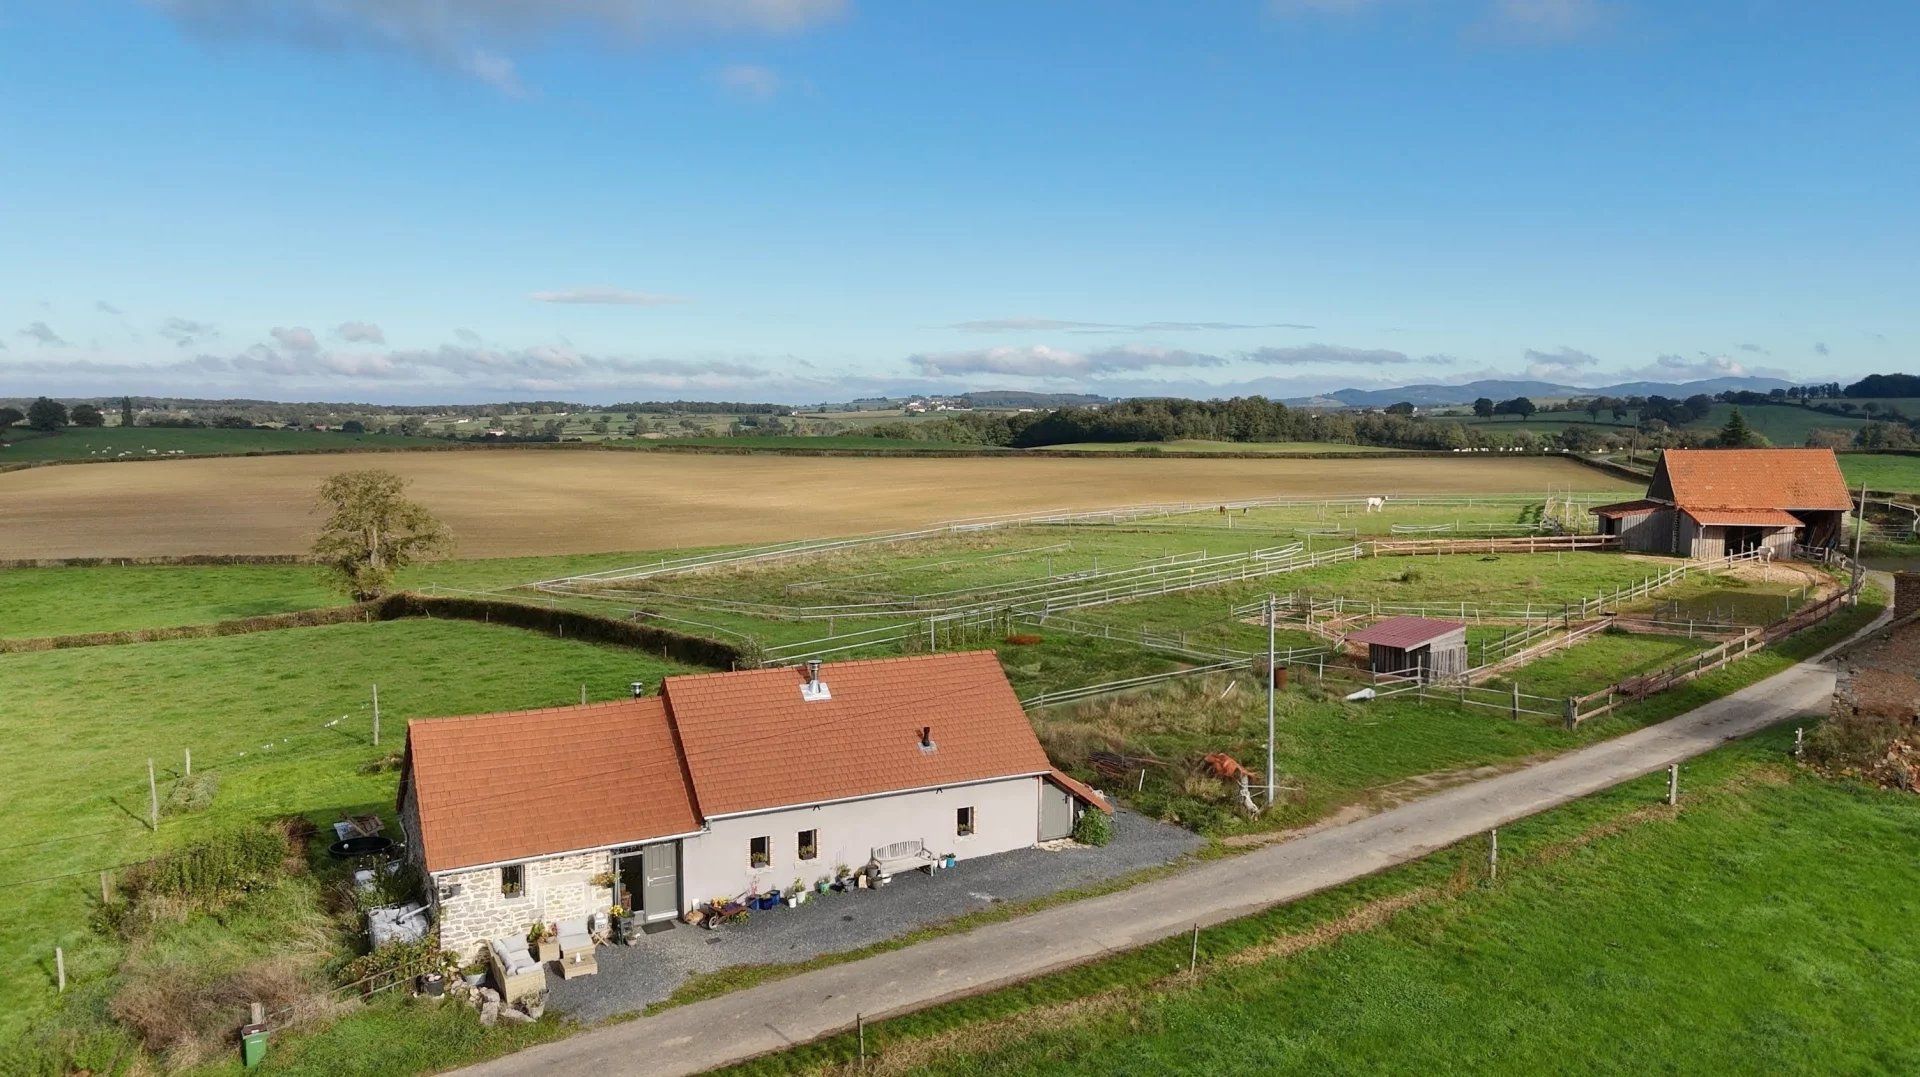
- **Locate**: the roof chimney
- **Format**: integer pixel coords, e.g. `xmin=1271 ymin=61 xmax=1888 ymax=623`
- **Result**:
xmin=630 ymin=681 xmax=646 ymax=699
xmin=919 ymin=725 xmax=936 ymax=752
xmin=800 ymin=659 xmax=831 ymax=702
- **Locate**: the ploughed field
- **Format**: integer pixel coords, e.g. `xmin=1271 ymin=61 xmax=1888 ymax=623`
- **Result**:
xmin=0 ymin=450 xmax=1633 ymax=560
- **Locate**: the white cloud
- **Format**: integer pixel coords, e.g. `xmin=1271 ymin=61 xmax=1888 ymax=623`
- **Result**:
xmin=1814 ymin=342 xmax=1830 ymax=356
xmin=909 ymin=344 xmax=1227 ymax=379
xmin=158 ymin=317 xmax=218 ymax=347
xmin=715 ymin=63 xmax=782 ymax=101
xmin=17 ymin=321 xmax=69 ymax=347
xmin=950 ymin=317 xmax=1314 ymax=333
xmin=270 ymin=326 xmax=320 ymax=352
xmin=1481 ymin=0 xmax=1610 ymax=43
xmin=335 ymin=320 xmax=386 ymax=344
xmin=95 ymin=300 xmax=125 ymax=315
xmin=1522 ymin=345 xmax=1601 ymax=381
xmin=147 ymin=0 xmax=846 ymax=95
xmin=1247 ymin=343 xmax=1446 ymax=366
xmin=528 ymin=287 xmax=687 ymax=306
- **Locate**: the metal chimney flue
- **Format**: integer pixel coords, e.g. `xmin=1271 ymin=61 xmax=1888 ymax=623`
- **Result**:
xmin=630 ymin=681 xmax=646 ymax=699
xmin=806 ymin=660 xmax=822 ymax=684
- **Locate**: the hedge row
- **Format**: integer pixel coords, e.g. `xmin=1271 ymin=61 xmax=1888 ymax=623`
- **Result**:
xmin=0 ymin=553 xmax=312 ymax=569
xmin=0 ymin=604 xmax=376 ymax=652
xmin=0 ymin=591 xmax=746 ymax=668
xmin=376 ymin=592 xmax=746 ymax=668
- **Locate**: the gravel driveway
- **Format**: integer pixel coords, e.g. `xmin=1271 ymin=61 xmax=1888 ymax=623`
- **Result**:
xmin=546 ymin=810 xmax=1201 ymax=1023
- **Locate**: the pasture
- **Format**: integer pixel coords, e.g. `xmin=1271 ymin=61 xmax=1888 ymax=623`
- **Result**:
xmin=1040 ymin=440 xmax=1407 ymax=454
xmin=0 ymin=619 xmax=703 ymax=1053
xmin=1840 ymin=452 xmax=1920 ymax=494
xmin=743 ymin=728 xmax=1920 ymax=1076
xmin=0 ymin=449 xmax=1634 ymax=560
xmin=0 ymin=426 xmax=433 ymax=463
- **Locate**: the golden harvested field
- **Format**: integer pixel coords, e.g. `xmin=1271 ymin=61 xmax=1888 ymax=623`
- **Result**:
xmin=0 ymin=450 xmax=1634 ymax=559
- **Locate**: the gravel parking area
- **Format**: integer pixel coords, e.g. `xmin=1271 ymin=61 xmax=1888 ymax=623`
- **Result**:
xmin=546 ymin=810 xmax=1201 ymax=1023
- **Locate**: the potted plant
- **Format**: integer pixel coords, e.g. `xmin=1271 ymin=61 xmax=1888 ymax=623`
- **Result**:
xmin=610 ymin=905 xmax=639 ymax=944
xmin=750 ymin=851 xmax=770 ymax=869
xmin=590 ymin=870 xmax=615 ymax=889
xmin=941 ymin=852 xmax=957 ymax=869
xmin=786 ymin=878 xmax=807 ymax=907
xmin=530 ymin=922 xmax=558 ymax=963
xmin=815 ymin=875 xmax=831 ymax=895
xmin=459 ymin=959 xmax=487 ymax=988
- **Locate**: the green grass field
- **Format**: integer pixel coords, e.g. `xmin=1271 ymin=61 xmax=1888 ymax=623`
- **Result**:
xmin=0 ymin=620 xmax=705 ymax=1054
xmin=1041 ymin=440 xmax=1407 ymax=454
xmin=728 ymin=724 xmax=1920 ymax=1076
xmin=644 ymin=434 xmax=995 ymax=451
xmin=1840 ymin=452 xmax=1920 ymax=494
xmin=0 ymin=426 xmax=436 ymax=463
xmin=1446 ymin=403 xmax=1869 ymax=445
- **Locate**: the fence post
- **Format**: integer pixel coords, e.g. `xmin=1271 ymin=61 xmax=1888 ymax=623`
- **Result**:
xmin=56 ymin=947 xmax=65 ymax=992
xmin=1511 ymin=681 xmax=1520 ymax=720
xmin=371 ymin=684 xmax=381 ymax=747
xmin=1667 ymin=763 xmax=1680 ymax=806
xmin=147 ymin=758 xmax=159 ymax=830
xmin=1563 ymin=698 xmax=1578 ymax=731
xmin=1487 ymin=828 xmax=1498 ymax=881
xmin=1795 ymin=727 xmax=1805 ymax=759
xmin=857 ymin=1012 xmax=865 ymax=1067
xmin=1190 ymin=923 xmax=1200 ymax=972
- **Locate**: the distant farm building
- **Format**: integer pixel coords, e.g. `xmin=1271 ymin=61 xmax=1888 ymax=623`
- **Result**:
xmin=1348 ymin=617 xmax=1468 ymax=682
xmin=1590 ymin=448 xmax=1852 ymax=560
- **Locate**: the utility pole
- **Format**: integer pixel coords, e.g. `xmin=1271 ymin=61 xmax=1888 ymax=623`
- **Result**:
xmin=1851 ymin=481 xmax=1867 ymax=605
xmin=1265 ymin=593 xmax=1277 ymax=808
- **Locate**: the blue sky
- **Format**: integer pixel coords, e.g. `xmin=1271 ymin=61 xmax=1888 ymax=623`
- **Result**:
xmin=1 ymin=1 xmax=1914 ymax=403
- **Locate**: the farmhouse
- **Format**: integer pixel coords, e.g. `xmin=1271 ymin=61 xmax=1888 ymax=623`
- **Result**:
xmin=397 ymin=651 xmax=1111 ymax=958
xmin=1590 ymin=448 xmax=1853 ymax=559
xmin=1347 ymin=617 xmax=1468 ymax=682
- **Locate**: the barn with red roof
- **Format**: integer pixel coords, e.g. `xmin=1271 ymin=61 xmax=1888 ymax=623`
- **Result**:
xmin=1590 ymin=448 xmax=1853 ymax=559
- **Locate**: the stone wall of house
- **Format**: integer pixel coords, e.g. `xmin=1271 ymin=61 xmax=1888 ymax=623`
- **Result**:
xmin=1895 ymin=572 xmax=1919 ymax=620
xmin=433 ymin=850 xmax=616 ymax=960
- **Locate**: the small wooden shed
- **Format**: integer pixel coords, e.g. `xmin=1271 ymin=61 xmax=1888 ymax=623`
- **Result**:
xmin=1348 ymin=617 xmax=1468 ymax=682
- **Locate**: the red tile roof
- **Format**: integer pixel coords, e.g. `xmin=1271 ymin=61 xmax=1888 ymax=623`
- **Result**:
xmin=663 ymin=651 xmax=1052 ymax=817
xmin=1590 ymin=499 xmax=1665 ymax=518
xmin=1347 ymin=616 xmax=1466 ymax=649
xmin=1656 ymin=448 xmax=1852 ymax=512
xmin=1682 ymin=508 xmax=1803 ymax=527
xmin=1047 ymin=768 xmax=1113 ymax=814
xmin=404 ymin=652 xmax=1061 ymax=871
xmin=403 ymin=697 xmax=701 ymax=874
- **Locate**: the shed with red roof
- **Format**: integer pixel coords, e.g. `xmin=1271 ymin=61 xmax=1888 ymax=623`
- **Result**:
xmin=1346 ymin=616 xmax=1468 ymax=682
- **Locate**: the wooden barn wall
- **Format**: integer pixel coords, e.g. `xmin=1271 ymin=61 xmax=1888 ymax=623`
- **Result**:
xmin=1614 ymin=509 xmax=1677 ymax=553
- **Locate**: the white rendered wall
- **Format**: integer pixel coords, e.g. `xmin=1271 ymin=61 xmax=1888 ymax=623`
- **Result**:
xmin=679 ymin=775 xmax=1044 ymax=908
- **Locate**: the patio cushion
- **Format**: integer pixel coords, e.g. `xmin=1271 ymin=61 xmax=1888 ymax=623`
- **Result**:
xmin=490 ymin=937 xmax=538 ymax=976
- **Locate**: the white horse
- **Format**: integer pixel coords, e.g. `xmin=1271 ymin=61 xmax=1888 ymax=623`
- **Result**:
xmin=1365 ymin=496 xmax=1386 ymax=513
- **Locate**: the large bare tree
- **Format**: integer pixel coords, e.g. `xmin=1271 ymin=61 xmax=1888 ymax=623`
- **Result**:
xmin=311 ymin=469 xmax=453 ymax=600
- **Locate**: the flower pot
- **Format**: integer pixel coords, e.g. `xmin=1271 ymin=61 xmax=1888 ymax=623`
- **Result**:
xmin=463 ymin=971 xmax=487 ymax=988
xmin=419 ymin=972 xmax=445 ymax=998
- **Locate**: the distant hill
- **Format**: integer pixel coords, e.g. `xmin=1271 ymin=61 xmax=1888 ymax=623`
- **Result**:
xmin=1296 ymin=375 xmax=1797 ymax=409
xmin=958 ymin=390 xmax=1112 ymax=408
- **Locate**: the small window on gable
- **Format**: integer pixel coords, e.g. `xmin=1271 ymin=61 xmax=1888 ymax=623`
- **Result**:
xmin=500 ymin=864 xmax=524 ymax=897
xmin=956 ymin=806 xmax=975 ymax=837
xmin=798 ymin=829 xmax=818 ymax=861
xmin=749 ymin=835 xmax=770 ymax=868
